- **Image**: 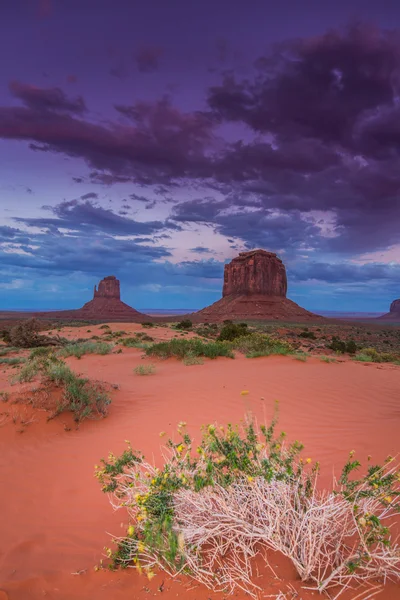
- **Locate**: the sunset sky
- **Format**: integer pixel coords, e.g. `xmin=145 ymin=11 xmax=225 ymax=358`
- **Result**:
xmin=1 ymin=0 xmax=400 ymax=312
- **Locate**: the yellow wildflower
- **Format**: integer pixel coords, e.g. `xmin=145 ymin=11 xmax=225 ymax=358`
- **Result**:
xmin=247 ymin=476 xmax=254 ymax=483
xmin=127 ymin=525 xmax=135 ymax=536
xmin=384 ymin=496 xmax=393 ymax=503
xmin=176 ymin=444 xmax=184 ymax=453
xmin=240 ymin=390 xmax=249 ymax=396
xmin=138 ymin=541 xmax=145 ymax=552
xmin=306 ymin=458 xmax=312 ymax=464
xmin=147 ymin=570 xmax=156 ymax=581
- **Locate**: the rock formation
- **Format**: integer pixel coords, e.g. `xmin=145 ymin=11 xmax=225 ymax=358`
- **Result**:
xmin=193 ymin=249 xmax=322 ymax=322
xmin=223 ymin=250 xmax=287 ymax=297
xmin=38 ymin=275 xmax=147 ymax=321
xmin=378 ymin=298 xmax=400 ymax=321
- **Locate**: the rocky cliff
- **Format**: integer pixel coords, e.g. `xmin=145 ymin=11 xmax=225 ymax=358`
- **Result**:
xmin=193 ymin=249 xmax=321 ymax=322
xmin=223 ymin=250 xmax=287 ymax=297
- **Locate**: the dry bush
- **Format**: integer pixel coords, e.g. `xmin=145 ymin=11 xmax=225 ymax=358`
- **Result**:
xmin=8 ymin=319 xmax=66 ymax=348
xmin=96 ymin=412 xmax=400 ymax=598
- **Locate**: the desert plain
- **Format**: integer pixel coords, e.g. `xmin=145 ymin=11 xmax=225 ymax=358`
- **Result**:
xmin=0 ymin=318 xmax=399 ymax=600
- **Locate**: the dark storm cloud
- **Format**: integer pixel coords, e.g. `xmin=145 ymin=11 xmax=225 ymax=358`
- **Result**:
xmin=208 ymin=23 xmax=400 ymax=149
xmin=15 ymin=199 xmax=180 ymax=237
xmin=135 ymin=46 xmax=163 ymax=73
xmin=0 ymin=89 xmax=215 ymax=184
xmin=2 ymin=23 xmax=400 ymax=261
xmin=177 ymin=260 xmax=223 ymax=278
xmin=9 ymin=80 xmax=86 ymax=114
xmin=190 ymin=246 xmax=213 ymax=254
xmin=80 ymin=192 xmax=98 ymax=200
xmin=291 ymin=261 xmax=400 ymax=284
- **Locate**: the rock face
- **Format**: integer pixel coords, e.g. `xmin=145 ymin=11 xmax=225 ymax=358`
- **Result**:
xmin=223 ymin=250 xmax=287 ymax=297
xmin=378 ymin=298 xmax=400 ymax=321
xmin=38 ymin=275 xmax=147 ymax=322
xmin=94 ymin=275 xmax=120 ymax=299
xmin=193 ymin=249 xmax=322 ymax=322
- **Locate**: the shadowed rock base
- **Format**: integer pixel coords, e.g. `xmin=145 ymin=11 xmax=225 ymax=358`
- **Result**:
xmin=192 ymin=294 xmax=322 ymax=322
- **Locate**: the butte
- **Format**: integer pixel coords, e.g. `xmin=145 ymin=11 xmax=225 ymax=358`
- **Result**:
xmin=377 ymin=298 xmax=400 ymax=322
xmin=38 ymin=275 xmax=147 ymax=322
xmin=193 ymin=249 xmax=322 ymax=322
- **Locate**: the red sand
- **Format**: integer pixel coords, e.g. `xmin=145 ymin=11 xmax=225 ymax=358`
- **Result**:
xmin=1 ymin=325 xmax=400 ymax=599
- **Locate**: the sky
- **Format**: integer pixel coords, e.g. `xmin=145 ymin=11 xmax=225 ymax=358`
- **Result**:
xmin=1 ymin=0 xmax=400 ymax=312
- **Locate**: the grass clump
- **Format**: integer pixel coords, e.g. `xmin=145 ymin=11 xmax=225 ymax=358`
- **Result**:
xmin=58 ymin=341 xmax=113 ymax=359
xmin=293 ymin=352 xmax=308 ymax=362
xmin=0 ymin=347 xmax=19 ymax=356
xmin=134 ymin=364 xmax=156 ymax=376
xmin=183 ymin=353 xmax=204 ymax=366
xmin=217 ymin=322 xmax=248 ymax=342
xmin=0 ymin=357 xmax=25 ymax=365
xmin=96 ymin=407 xmax=400 ymax=597
xmin=15 ymin=354 xmax=111 ymax=422
xmin=141 ymin=322 xmax=154 ymax=328
xmin=319 ymin=355 xmax=338 ymax=363
xmin=145 ymin=338 xmax=234 ymax=361
xmin=353 ymin=347 xmax=399 ymax=363
xmin=232 ymin=333 xmax=293 ymax=358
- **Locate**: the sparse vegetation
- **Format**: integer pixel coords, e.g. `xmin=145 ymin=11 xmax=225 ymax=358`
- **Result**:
xmin=353 ymin=347 xmax=400 ymax=363
xmin=175 ymin=319 xmax=193 ymax=330
xmin=217 ymin=322 xmax=248 ymax=342
xmin=96 ymin=408 xmax=400 ymax=597
xmin=134 ymin=364 xmax=156 ymax=376
xmin=14 ymin=354 xmax=111 ymax=422
xmin=299 ymin=329 xmax=316 ymax=339
xmin=232 ymin=333 xmax=293 ymax=357
xmin=141 ymin=322 xmax=154 ymax=328
xmin=7 ymin=318 xmax=66 ymax=348
xmin=0 ymin=357 xmax=26 ymax=365
xmin=183 ymin=353 xmax=204 ymax=366
xmin=145 ymin=338 xmax=234 ymax=360
xmin=328 ymin=336 xmax=358 ymax=355
xmin=58 ymin=341 xmax=114 ymax=359
xmin=293 ymin=352 xmax=308 ymax=361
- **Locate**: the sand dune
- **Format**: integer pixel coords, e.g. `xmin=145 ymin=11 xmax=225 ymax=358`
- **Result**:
xmin=0 ymin=324 xmax=399 ymax=599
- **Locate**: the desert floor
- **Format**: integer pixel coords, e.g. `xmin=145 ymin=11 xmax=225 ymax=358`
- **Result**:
xmin=0 ymin=323 xmax=399 ymax=600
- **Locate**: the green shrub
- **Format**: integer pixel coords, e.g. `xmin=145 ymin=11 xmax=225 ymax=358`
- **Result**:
xmin=145 ymin=338 xmax=234 ymax=360
xmin=353 ymin=347 xmax=399 ymax=363
xmin=232 ymin=333 xmax=293 ymax=357
xmin=328 ymin=336 xmax=347 ymax=353
xmin=319 ymin=355 xmax=337 ymax=363
xmin=134 ymin=364 xmax=156 ymax=376
xmin=175 ymin=319 xmax=193 ymax=330
xmin=141 ymin=322 xmax=154 ymax=328
xmin=346 ymin=340 xmax=357 ymax=355
xmin=218 ymin=322 xmax=249 ymax=342
xmin=299 ymin=330 xmax=316 ymax=339
xmin=99 ymin=324 xmax=111 ymax=330
xmin=58 ymin=341 xmax=113 ymax=359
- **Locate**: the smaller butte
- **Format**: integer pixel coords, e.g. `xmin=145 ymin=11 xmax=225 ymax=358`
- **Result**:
xmin=38 ymin=275 xmax=146 ymax=322
xmin=192 ymin=249 xmax=322 ymax=322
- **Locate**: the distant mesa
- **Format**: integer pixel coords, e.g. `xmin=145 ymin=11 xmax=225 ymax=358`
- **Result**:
xmin=38 ymin=275 xmax=146 ymax=321
xmin=193 ymin=249 xmax=322 ymax=321
xmin=378 ymin=298 xmax=400 ymax=321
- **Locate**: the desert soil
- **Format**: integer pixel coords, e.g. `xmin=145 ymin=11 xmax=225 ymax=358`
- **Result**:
xmin=0 ymin=323 xmax=399 ymax=600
